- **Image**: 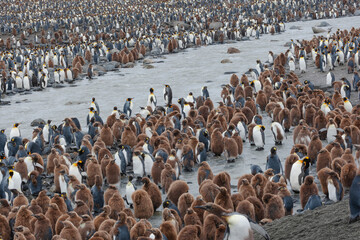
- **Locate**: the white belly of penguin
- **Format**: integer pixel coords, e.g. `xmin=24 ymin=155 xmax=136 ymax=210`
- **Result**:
xmin=126 ymin=184 xmax=135 ymax=204
xmin=253 ymin=130 xmax=264 ymax=148
xmin=227 ymin=215 xmax=251 ymax=240
xmin=290 ymin=162 xmax=302 ymax=192
xmin=327 ymin=125 xmax=337 ymax=143
xmin=133 ymin=156 xmax=144 ymax=176
xmin=144 ymin=155 xmax=153 ymax=176
xmin=327 ymin=180 xmax=338 ymax=202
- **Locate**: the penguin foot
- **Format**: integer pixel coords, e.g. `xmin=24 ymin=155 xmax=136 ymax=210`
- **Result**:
xmin=227 ymin=158 xmax=235 ymax=163
xmin=255 ymin=147 xmax=264 ymax=151
xmin=349 ymin=216 xmax=360 ymax=224
xmin=129 ymin=204 xmax=134 ymax=209
xmin=250 ymin=143 xmax=255 ymax=146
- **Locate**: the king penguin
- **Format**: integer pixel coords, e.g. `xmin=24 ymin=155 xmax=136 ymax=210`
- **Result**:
xmin=349 ymin=169 xmax=360 ymax=223
xmin=164 ymin=84 xmax=172 ymax=105
xmin=125 ymin=175 xmax=136 ymax=208
xmin=147 ymin=88 xmax=157 ymax=111
xmin=290 ymin=157 xmax=310 ymax=193
xmin=10 ymin=123 xmax=21 ymax=139
xmin=123 ymin=98 xmax=133 ymax=117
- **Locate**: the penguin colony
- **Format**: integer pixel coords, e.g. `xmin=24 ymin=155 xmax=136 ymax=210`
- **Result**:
xmin=0 ymin=3 xmax=360 ymax=240
xmin=1 ymin=25 xmax=360 ymax=239
xmin=0 ymin=0 xmax=358 ymax=103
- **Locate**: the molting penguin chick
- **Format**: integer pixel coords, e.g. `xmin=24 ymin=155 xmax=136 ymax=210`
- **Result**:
xmin=253 ymin=125 xmax=265 ymax=150
xmin=223 ymin=137 xmax=238 ymax=162
xmin=161 ymin=163 xmax=176 ymax=194
xmin=266 ymin=147 xmax=283 ymax=175
xmin=197 ymin=161 xmax=214 ymax=185
xmin=300 ymin=176 xmax=319 ymax=209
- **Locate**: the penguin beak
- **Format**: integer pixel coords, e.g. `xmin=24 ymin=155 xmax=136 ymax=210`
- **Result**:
xmin=194 ymin=205 xmax=207 ymax=210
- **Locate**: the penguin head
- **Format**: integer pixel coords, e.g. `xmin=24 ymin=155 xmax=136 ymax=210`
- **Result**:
xmin=343 ymin=97 xmax=348 ymax=102
xmin=127 ymin=98 xmax=133 ymax=102
xmin=302 ymin=157 xmax=310 ymax=166
xmin=150 ymin=88 xmax=154 ymax=93
xmin=260 ymin=125 xmax=265 ymax=131
xmin=304 ymin=80 xmax=308 ymax=84
xmin=270 ymin=147 xmax=277 ymax=154
xmin=14 ymin=123 xmax=20 ymax=128
xmin=89 ymin=107 xmax=95 ymax=112
xmin=0 ymin=129 xmax=4 ymax=133
xmin=92 ymin=97 xmax=95 ymax=102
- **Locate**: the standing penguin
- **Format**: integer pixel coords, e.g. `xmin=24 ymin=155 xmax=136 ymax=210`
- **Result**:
xmin=147 ymin=88 xmax=157 ymax=111
xmin=10 ymin=123 xmax=21 ymax=139
xmin=299 ymin=55 xmax=306 ymax=73
xmin=91 ymin=97 xmax=100 ymax=115
xmin=123 ymin=98 xmax=133 ymax=117
xmin=253 ymin=125 xmax=265 ymax=150
xmin=87 ymin=64 xmax=93 ymax=79
xmin=290 ymin=157 xmax=311 ymax=193
xmin=271 ymin=122 xmax=286 ymax=145
xmin=266 ymin=147 xmax=283 ymax=174
xmin=326 ymin=171 xmax=343 ymax=203
xmin=125 ymin=175 xmax=136 ymax=208
xmin=164 ymin=84 xmax=172 ymax=105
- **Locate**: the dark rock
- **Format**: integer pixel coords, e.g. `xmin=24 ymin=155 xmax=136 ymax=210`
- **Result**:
xmin=31 ymin=118 xmax=45 ymax=127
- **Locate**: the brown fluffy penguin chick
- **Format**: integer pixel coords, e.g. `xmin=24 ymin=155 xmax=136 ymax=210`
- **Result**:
xmin=237 ymin=174 xmax=253 ymax=190
xmin=151 ymin=156 xmax=165 ymax=186
xmin=316 ymin=148 xmax=332 ymax=172
xmin=33 ymin=213 xmax=52 ymax=240
xmin=213 ymin=171 xmax=231 ymax=194
xmin=132 ymin=189 xmax=154 ymax=219
xmin=223 ymin=137 xmax=238 ymax=162
xmin=79 ymin=215 xmax=95 ymax=240
xmin=184 ymin=208 xmax=202 ymax=226
xmin=14 ymin=226 xmax=35 ymax=240
xmin=67 ymin=211 xmax=82 ymax=229
xmin=342 ymin=148 xmax=355 ymax=164
xmin=177 ymin=225 xmax=201 ymax=240
xmin=285 ymin=153 xmax=299 ymax=180
xmin=53 ymin=159 xmax=69 ymax=193
xmin=60 ymin=220 xmax=82 ymax=240
xmin=246 ymin=196 xmax=265 ymax=222
xmin=160 ymin=220 xmax=177 ymax=240
xmin=0 ymin=214 xmax=11 ymax=240
xmin=197 ymin=161 xmax=214 ymax=185
xmin=13 ymin=192 xmax=29 ymax=208
xmin=331 ymin=157 xmax=347 ymax=176
xmin=308 ymin=134 xmax=322 ymax=164
xmin=121 ymin=126 xmax=137 ymax=147
xmin=232 ymin=132 xmax=243 ymax=155
xmin=191 ymin=196 xmax=206 ymax=223
xmin=215 ymin=224 xmax=226 ymax=240
xmin=94 ymin=205 xmax=111 ymax=231
xmin=142 ymin=177 xmax=162 ymax=211
xmin=74 ymin=200 xmax=92 ymax=218
xmin=251 ymin=173 xmax=268 ymax=201
xmin=264 ymin=181 xmax=279 ymax=195
xmin=54 ymin=213 xmax=69 ymax=235
xmin=262 ymin=193 xmax=285 ymax=220
xmin=178 ymin=193 xmax=195 ymax=220
xmin=98 ymin=219 xmax=116 ymax=234
xmin=104 ymin=186 xmax=119 ymax=205
xmin=214 ymin=187 xmax=234 ymax=211
xmin=100 ymin=124 xmax=114 ymax=147
xmin=108 ymin=193 xmax=125 ymax=220
xmin=199 ymin=179 xmax=220 ymax=203
xmin=15 ymin=205 xmax=35 ymax=232
xmin=236 ymin=200 xmax=256 ymax=222
xmin=14 ymin=158 xmax=27 ymax=180
xmin=317 ymin=167 xmax=333 ymax=198
xmin=161 ymin=163 xmax=176 ymax=194
xmin=211 ymin=128 xmax=224 ymax=156
xmin=340 ymin=163 xmax=357 ymax=189
xmin=300 ymin=176 xmax=319 ymax=209
xmin=239 ymin=179 xmax=256 ymax=199
xmin=130 ymin=219 xmax=148 ymax=240
xmin=87 ymin=157 xmax=103 ymax=187
xmin=0 ymin=199 xmax=11 ymax=217
xmin=330 ymin=142 xmax=344 ymax=160
xmin=50 ymin=194 xmax=67 ymax=214
xmin=201 ymin=213 xmax=223 ymax=240
xmin=167 ymin=180 xmax=189 ymax=206
xmin=231 ymin=193 xmax=244 ymax=210
xmin=106 ymin=159 xmax=120 ymax=185
xmin=75 ymin=184 xmax=94 ymax=211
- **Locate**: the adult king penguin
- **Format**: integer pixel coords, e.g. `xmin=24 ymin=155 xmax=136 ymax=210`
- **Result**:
xmin=123 ymin=98 xmax=133 ymax=117
xmin=164 ymin=84 xmax=172 ymax=105
xmin=290 ymin=157 xmax=311 ymax=193
xmin=253 ymin=125 xmax=265 ymax=150
xmin=147 ymin=88 xmax=157 ymax=111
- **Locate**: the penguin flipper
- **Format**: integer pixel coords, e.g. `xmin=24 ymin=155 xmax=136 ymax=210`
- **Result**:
xmin=249 ymin=220 xmax=271 ymax=240
xmin=298 ymin=171 xmax=304 ymax=186
xmin=318 ymin=128 xmax=327 ymax=133
xmin=336 ymin=128 xmax=344 ymax=133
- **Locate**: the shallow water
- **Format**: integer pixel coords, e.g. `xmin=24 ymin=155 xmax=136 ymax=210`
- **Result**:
xmin=1 ymin=16 xmax=359 ymax=227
